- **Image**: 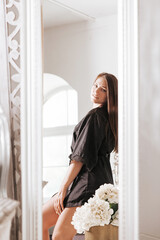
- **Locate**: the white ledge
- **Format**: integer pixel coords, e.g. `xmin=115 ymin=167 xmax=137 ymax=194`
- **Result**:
xmin=0 ymin=198 xmax=19 ymax=224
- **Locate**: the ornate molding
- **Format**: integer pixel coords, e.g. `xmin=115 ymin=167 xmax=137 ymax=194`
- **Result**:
xmin=5 ymin=0 xmax=21 ymax=239
xmin=6 ymin=0 xmax=21 ymax=111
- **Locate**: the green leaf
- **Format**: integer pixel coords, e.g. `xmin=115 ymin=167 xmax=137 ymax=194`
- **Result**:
xmin=109 ymin=203 xmax=118 ymax=214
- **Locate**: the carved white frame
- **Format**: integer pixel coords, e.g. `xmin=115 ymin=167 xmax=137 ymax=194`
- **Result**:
xmin=20 ymin=1 xmax=139 ymax=240
xmin=21 ymin=0 xmax=43 ymax=240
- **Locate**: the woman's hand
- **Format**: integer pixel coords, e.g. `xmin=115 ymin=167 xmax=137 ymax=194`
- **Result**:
xmin=53 ymin=160 xmax=83 ymax=216
xmin=54 ymin=186 xmax=67 ymax=215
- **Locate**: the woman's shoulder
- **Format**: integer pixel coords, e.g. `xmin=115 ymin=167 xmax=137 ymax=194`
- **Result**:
xmin=77 ymin=105 xmax=108 ymax=129
xmin=87 ymin=105 xmax=108 ymax=122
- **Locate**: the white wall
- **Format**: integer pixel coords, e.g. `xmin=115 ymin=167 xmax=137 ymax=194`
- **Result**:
xmin=44 ymin=15 xmax=117 ymax=120
xmin=139 ymin=0 xmax=160 ymax=239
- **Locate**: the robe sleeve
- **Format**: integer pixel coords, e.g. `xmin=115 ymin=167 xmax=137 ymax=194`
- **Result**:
xmin=69 ymin=112 xmax=106 ymax=171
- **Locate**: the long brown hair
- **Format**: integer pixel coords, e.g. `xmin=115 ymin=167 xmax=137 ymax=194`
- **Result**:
xmin=95 ymin=72 xmax=118 ymax=153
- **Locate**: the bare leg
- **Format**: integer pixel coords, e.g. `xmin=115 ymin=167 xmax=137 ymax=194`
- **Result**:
xmin=42 ymin=194 xmax=59 ymax=240
xmin=52 ymin=207 xmax=79 ymax=240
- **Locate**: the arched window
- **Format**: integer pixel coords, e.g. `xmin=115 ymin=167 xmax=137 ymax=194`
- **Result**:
xmin=43 ymin=73 xmax=78 ymax=202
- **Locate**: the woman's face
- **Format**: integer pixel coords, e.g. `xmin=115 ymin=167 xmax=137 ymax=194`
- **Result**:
xmin=91 ymin=77 xmax=108 ymax=106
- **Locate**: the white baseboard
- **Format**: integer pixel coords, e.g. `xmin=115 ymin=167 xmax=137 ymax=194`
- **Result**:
xmin=140 ymin=233 xmax=160 ymax=240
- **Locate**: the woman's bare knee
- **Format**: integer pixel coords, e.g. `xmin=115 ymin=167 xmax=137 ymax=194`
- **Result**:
xmin=51 ymin=207 xmax=77 ymax=240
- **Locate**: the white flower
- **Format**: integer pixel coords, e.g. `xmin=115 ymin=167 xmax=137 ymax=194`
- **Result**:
xmin=111 ymin=210 xmax=119 ymax=226
xmin=72 ymin=183 xmax=119 ymax=233
xmin=71 ymin=197 xmax=113 ymax=233
xmin=95 ymin=183 xmax=118 ymax=203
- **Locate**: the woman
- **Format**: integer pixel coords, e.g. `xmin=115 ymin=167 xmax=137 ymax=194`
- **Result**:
xmin=43 ymin=72 xmax=118 ymax=240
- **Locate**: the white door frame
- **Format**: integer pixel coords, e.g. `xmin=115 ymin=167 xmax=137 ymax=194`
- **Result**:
xmin=118 ymin=0 xmax=139 ymax=240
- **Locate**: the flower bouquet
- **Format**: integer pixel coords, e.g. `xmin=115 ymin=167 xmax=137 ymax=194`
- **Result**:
xmin=71 ymin=184 xmax=118 ymax=240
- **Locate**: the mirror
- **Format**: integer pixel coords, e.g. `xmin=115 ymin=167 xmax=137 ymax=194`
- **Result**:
xmin=0 ymin=0 xmax=139 ymax=238
xmin=18 ymin=0 xmax=139 ymax=239
xmin=42 ymin=0 xmax=118 ymax=200
xmin=42 ymin=0 xmax=118 ymax=238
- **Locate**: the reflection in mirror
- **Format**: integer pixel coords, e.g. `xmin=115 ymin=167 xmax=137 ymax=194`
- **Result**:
xmin=43 ymin=73 xmax=78 ymax=200
xmin=42 ymin=0 xmax=118 ymax=239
